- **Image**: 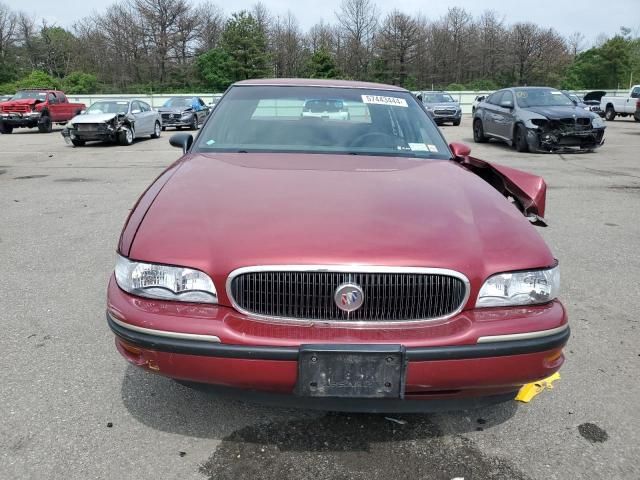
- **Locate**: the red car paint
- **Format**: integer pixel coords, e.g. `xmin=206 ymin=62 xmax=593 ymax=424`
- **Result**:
xmin=107 ymin=79 xmax=568 ymax=410
xmin=0 ymin=90 xmax=85 ymax=133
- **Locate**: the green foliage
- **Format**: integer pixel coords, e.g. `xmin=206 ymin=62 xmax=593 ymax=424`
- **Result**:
xmin=445 ymin=83 xmax=465 ymax=91
xmin=306 ymin=49 xmax=341 ymax=79
xmin=466 ymin=79 xmax=499 ymax=91
xmin=62 ymin=72 xmax=98 ymax=94
xmin=221 ymin=11 xmax=271 ymax=81
xmin=197 ymin=48 xmax=234 ymax=91
xmin=563 ymin=36 xmax=635 ymax=89
xmin=14 ymin=71 xmax=60 ymax=90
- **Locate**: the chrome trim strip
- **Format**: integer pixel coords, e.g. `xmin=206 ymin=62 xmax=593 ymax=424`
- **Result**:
xmin=476 ymin=324 xmax=569 ymax=344
xmin=225 ymin=265 xmax=471 ymax=326
xmin=108 ymin=313 xmax=221 ymax=343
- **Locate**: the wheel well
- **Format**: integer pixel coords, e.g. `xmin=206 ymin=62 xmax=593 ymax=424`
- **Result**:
xmin=605 ymin=103 xmax=614 ymax=110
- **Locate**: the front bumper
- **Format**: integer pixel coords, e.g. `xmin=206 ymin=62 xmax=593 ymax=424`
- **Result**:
xmin=161 ymin=116 xmax=191 ymax=127
xmin=432 ymin=112 xmax=462 ymax=123
xmin=107 ymin=277 xmax=569 ymax=410
xmin=0 ymin=112 xmax=41 ymax=127
xmin=527 ymin=127 xmax=605 ymax=152
xmin=62 ymin=127 xmax=116 ymax=143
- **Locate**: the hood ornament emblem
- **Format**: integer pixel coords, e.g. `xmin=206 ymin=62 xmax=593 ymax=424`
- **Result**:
xmin=334 ymin=283 xmax=364 ymax=313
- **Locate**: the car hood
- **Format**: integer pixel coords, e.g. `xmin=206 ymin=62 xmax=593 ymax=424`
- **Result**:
xmin=583 ymin=90 xmax=606 ymax=102
xmin=158 ymin=106 xmax=190 ymax=114
xmin=128 ymin=153 xmax=554 ymax=302
xmin=425 ymin=103 xmax=459 ymax=109
xmin=525 ymin=105 xmax=592 ymax=119
xmin=70 ymin=113 xmax=120 ymax=124
xmin=0 ymin=98 xmax=40 ymax=107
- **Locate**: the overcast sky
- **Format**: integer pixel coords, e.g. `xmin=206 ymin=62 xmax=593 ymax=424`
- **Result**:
xmin=15 ymin=0 xmax=638 ymax=46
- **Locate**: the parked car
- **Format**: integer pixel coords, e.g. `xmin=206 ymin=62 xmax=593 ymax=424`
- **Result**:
xmin=301 ymin=99 xmax=350 ymax=120
xmin=61 ymin=99 xmax=161 ymax=146
xmin=158 ymin=96 xmax=210 ymax=130
xmin=0 ymin=89 xmax=85 ymax=134
xmin=471 ymin=95 xmax=487 ymax=115
xmin=473 ymin=86 xmax=606 ymax=152
xmin=417 ymin=91 xmax=462 ymax=125
xmin=582 ymin=90 xmax=606 ymax=116
xmin=636 ymin=98 xmax=640 ymax=122
xmin=601 ymin=85 xmax=640 ymax=121
xmin=107 ymin=78 xmax=568 ymax=412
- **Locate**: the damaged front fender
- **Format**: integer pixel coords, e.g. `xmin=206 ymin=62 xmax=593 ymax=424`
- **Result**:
xmin=459 ymin=155 xmax=547 ymax=226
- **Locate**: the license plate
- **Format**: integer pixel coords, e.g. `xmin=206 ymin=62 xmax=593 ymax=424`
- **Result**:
xmin=77 ymin=124 xmax=95 ymax=131
xmin=296 ymin=345 xmax=406 ymax=398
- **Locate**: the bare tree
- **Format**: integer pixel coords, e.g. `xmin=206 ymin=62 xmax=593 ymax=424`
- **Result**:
xmin=195 ymin=2 xmax=225 ymax=53
xmin=271 ymin=12 xmax=307 ymax=77
xmin=375 ymin=10 xmax=420 ymax=85
xmin=334 ymin=0 xmax=378 ymax=78
xmin=567 ymin=31 xmax=585 ymax=57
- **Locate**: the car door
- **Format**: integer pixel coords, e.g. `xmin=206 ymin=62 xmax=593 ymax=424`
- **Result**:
xmin=481 ymin=91 xmax=504 ymax=137
xmin=131 ymin=101 xmax=149 ymax=135
xmin=627 ymin=86 xmax=640 ymax=114
xmin=140 ymin=101 xmax=155 ymax=133
xmin=46 ymin=92 xmax=61 ymax=122
xmin=493 ymin=90 xmax=516 ymax=140
xmin=197 ymin=98 xmax=209 ymax=122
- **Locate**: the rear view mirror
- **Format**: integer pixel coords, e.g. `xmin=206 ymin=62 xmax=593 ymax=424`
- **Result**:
xmin=449 ymin=142 xmax=471 ymax=159
xmin=169 ymin=133 xmax=193 ymax=153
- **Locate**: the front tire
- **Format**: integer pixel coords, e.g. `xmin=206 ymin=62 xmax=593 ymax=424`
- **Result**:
xmin=453 ymin=119 xmax=461 ymax=126
xmin=71 ymin=139 xmax=85 ymax=147
xmin=190 ymin=114 xmax=199 ymax=130
xmin=151 ymin=121 xmax=161 ymax=138
xmin=38 ymin=116 xmax=52 ymax=133
xmin=473 ymin=119 xmax=487 ymax=143
xmin=0 ymin=122 xmax=13 ymax=134
xmin=605 ymin=106 xmax=616 ymax=121
xmin=117 ymin=126 xmax=134 ymax=146
xmin=514 ymin=124 xmax=530 ymax=152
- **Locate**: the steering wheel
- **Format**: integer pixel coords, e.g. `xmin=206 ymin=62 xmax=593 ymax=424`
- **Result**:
xmin=350 ymin=131 xmax=402 ymax=148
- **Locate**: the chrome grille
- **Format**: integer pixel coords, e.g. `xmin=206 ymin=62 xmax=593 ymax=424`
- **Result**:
xmin=228 ymin=267 xmax=469 ymax=322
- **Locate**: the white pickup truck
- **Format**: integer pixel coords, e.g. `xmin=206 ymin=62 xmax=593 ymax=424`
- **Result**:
xmin=601 ymin=85 xmax=640 ymax=121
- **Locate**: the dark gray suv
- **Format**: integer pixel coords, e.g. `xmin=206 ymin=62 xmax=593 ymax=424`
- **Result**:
xmin=417 ymin=91 xmax=462 ymax=126
xmin=472 ymin=87 xmax=605 ymax=152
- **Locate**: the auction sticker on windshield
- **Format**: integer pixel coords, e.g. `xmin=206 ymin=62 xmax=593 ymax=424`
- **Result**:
xmin=361 ymin=95 xmax=408 ymax=107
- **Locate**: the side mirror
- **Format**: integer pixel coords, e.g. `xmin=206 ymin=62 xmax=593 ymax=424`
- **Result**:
xmin=169 ymin=133 xmax=193 ymax=153
xmin=80 ymin=110 xmax=86 ymax=114
xmin=131 ymin=109 xmax=141 ymax=114
xmin=450 ymin=142 xmax=471 ymax=160
xmin=500 ymin=100 xmax=514 ymax=109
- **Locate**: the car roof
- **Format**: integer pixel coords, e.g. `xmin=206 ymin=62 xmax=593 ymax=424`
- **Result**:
xmin=233 ymin=78 xmax=406 ymax=92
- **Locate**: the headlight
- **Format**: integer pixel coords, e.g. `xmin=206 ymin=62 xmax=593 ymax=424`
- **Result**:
xmin=591 ymin=116 xmax=605 ymax=128
xmin=115 ymin=254 xmax=218 ymax=303
xmin=476 ymin=266 xmax=559 ymax=308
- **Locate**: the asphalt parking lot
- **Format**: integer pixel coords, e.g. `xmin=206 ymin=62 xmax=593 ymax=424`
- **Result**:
xmin=1 ymin=118 xmax=639 ymax=479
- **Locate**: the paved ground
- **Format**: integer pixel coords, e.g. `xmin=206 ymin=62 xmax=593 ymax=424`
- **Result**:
xmin=1 ymin=118 xmax=639 ymax=479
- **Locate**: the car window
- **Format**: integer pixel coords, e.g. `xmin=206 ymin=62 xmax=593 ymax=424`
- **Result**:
xmin=515 ymin=88 xmax=574 ymax=108
xmin=139 ymin=101 xmax=151 ymax=112
xmin=198 ymin=98 xmax=206 ymax=107
xmin=86 ymin=101 xmax=130 ymax=114
xmin=48 ymin=93 xmax=58 ymax=104
xmin=487 ymin=91 xmax=504 ymax=105
xmin=501 ymin=91 xmax=513 ymax=106
xmin=57 ymin=92 xmax=67 ymax=103
xmin=194 ymin=86 xmax=451 ymax=159
xmin=631 ymin=87 xmax=640 ymax=98
xmin=131 ymin=101 xmax=141 ymax=112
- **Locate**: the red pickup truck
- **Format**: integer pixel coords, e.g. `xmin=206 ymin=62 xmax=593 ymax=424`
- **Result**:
xmin=0 ymin=89 xmax=86 ymax=134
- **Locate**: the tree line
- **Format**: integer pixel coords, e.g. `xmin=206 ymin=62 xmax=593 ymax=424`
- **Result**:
xmin=0 ymin=0 xmax=638 ymax=94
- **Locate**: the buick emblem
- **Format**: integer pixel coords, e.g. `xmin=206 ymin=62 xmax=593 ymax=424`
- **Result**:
xmin=334 ymin=283 xmax=364 ymax=312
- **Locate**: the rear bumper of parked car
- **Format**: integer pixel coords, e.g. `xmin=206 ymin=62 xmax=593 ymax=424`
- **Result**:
xmin=107 ymin=276 xmax=569 ymax=411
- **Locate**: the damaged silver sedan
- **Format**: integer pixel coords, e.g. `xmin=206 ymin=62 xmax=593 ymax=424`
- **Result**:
xmin=473 ymin=87 xmax=606 ymax=153
xmin=61 ymin=100 xmax=162 ymax=147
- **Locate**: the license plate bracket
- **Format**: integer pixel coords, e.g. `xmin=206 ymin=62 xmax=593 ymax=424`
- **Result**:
xmin=296 ymin=345 xmax=406 ymax=398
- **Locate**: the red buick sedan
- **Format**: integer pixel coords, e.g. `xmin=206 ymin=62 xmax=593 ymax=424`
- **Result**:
xmin=107 ymin=79 xmax=568 ymax=412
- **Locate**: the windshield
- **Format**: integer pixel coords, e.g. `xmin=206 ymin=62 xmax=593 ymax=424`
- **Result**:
xmin=86 ymin=101 xmax=129 ymax=115
xmin=193 ymin=86 xmax=450 ymax=159
xmin=163 ymin=97 xmax=193 ymax=108
xmin=516 ymin=89 xmax=575 ymax=108
xmin=421 ymin=93 xmax=455 ymax=103
xmin=12 ymin=91 xmax=47 ymax=101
